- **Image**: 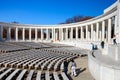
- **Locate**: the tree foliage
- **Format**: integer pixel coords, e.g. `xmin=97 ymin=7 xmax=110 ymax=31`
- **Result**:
xmin=60 ymin=15 xmax=94 ymax=24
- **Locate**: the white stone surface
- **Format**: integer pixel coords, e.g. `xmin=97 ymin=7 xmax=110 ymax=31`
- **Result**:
xmin=88 ymin=48 xmax=120 ymax=80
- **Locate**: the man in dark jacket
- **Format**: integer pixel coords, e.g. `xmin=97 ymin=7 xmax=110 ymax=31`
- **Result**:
xmin=64 ymin=59 xmax=69 ymax=75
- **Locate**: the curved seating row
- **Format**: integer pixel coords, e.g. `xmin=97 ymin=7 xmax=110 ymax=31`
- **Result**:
xmin=0 ymin=68 xmax=69 ymax=80
xmin=0 ymin=49 xmax=77 ymax=71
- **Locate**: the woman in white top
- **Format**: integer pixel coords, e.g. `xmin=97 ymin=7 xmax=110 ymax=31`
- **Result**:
xmin=70 ymin=59 xmax=77 ymax=76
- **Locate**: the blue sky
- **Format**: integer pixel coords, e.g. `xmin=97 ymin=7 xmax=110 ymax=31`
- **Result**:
xmin=0 ymin=0 xmax=116 ymax=25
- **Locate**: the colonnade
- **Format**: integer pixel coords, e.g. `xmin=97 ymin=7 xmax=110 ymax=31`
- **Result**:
xmin=0 ymin=0 xmax=119 ymax=44
xmin=0 ymin=16 xmax=117 ymax=44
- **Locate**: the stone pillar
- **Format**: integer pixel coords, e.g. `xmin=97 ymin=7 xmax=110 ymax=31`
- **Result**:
xmin=7 ymin=27 xmax=11 ymax=40
xmin=61 ymin=28 xmax=63 ymax=41
xmin=114 ymin=16 xmax=117 ymax=36
xmin=7 ymin=28 xmax=9 ymax=40
xmin=29 ymin=28 xmax=31 ymax=41
xmin=70 ymin=27 xmax=73 ymax=40
xmin=54 ymin=29 xmax=56 ymax=41
xmin=93 ymin=31 xmax=96 ymax=41
xmin=9 ymin=27 xmax=11 ymax=40
xmin=108 ymin=18 xmax=112 ymax=43
xmin=91 ymin=24 xmax=93 ymax=41
xmin=46 ymin=28 xmax=48 ymax=40
xmin=88 ymin=30 xmax=90 ymax=41
xmin=96 ymin=23 xmax=99 ymax=41
xmin=102 ymin=21 xmax=105 ymax=41
xmin=35 ymin=28 xmax=37 ymax=41
xmin=76 ymin=27 xmax=78 ymax=40
xmin=58 ymin=28 xmax=61 ymax=41
xmin=52 ymin=28 xmax=54 ymax=41
xmin=0 ymin=25 xmax=3 ymax=41
xmin=86 ymin=25 xmax=88 ymax=40
xmin=16 ymin=27 xmax=18 ymax=41
xmin=99 ymin=31 xmax=102 ymax=41
xmin=41 ymin=28 xmax=43 ymax=41
xmin=66 ymin=28 xmax=68 ymax=40
xmin=118 ymin=0 xmax=120 ymax=43
xmin=22 ymin=28 xmax=25 ymax=41
xmin=81 ymin=27 xmax=83 ymax=40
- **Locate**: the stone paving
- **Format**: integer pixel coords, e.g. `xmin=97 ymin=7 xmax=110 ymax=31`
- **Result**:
xmin=67 ymin=56 xmax=95 ymax=80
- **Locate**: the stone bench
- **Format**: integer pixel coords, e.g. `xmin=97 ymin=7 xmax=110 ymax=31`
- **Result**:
xmin=36 ymin=71 xmax=41 ymax=80
xmin=6 ymin=69 xmax=20 ymax=80
xmin=26 ymin=70 xmax=34 ymax=80
xmin=53 ymin=72 xmax=60 ymax=80
xmin=61 ymin=72 xmax=69 ymax=80
xmin=0 ymin=68 xmax=13 ymax=79
xmin=45 ymin=71 xmax=50 ymax=80
xmin=16 ymin=69 xmax=27 ymax=80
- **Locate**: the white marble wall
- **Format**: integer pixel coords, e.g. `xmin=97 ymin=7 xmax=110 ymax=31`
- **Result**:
xmin=88 ymin=49 xmax=120 ymax=80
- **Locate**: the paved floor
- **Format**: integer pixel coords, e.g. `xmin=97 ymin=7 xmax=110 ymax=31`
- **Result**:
xmin=67 ymin=56 xmax=95 ymax=80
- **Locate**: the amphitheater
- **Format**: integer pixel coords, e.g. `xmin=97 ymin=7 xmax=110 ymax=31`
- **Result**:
xmin=0 ymin=0 xmax=120 ymax=80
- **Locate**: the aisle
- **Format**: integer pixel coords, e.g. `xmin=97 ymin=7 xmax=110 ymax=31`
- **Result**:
xmin=68 ymin=56 xmax=94 ymax=80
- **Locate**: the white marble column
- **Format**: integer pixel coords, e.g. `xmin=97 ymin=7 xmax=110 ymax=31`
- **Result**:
xmin=102 ymin=21 xmax=105 ymax=41
xmin=0 ymin=26 xmax=3 ymax=40
xmin=96 ymin=23 xmax=99 ymax=41
xmin=86 ymin=25 xmax=88 ymax=40
xmin=70 ymin=27 xmax=73 ymax=40
xmin=9 ymin=27 xmax=11 ymax=40
xmin=114 ymin=16 xmax=117 ymax=36
xmin=46 ymin=28 xmax=48 ymax=40
xmin=108 ymin=18 xmax=112 ymax=43
xmin=52 ymin=28 xmax=54 ymax=41
xmin=88 ymin=31 xmax=90 ymax=41
xmin=91 ymin=24 xmax=93 ymax=41
xmin=35 ymin=28 xmax=37 ymax=41
xmin=118 ymin=0 xmax=120 ymax=43
xmin=7 ymin=28 xmax=9 ymax=40
xmin=66 ymin=28 xmax=68 ymax=40
xmin=29 ymin=28 xmax=31 ymax=41
xmin=7 ymin=27 xmax=11 ymax=40
xmin=53 ymin=28 xmax=56 ymax=41
xmin=22 ymin=28 xmax=25 ymax=41
xmin=93 ymin=31 xmax=96 ymax=41
xmin=58 ymin=28 xmax=61 ymax=41
xmin=99 ymin=31 xmax=102 ymax=41
xmin=41 ymin=28 xmax=43 ymax=41
xmin=81 ymin=27 xmax=83 ymax=40
xmin=16 ymin=27 xmax=18 ymax=41
xmin=61 ymin=28 xmax=63 ymax=41
xmin=76 ymin=27 xmax=78 ymax=40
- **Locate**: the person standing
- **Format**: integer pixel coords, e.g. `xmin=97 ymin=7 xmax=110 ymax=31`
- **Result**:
xmin=91 ymin=43 xmax=94 ymax=50
xmin=63 ymin=58 xmax=69 ymax=75
xmin=101 ymin=41 xmax=105 ymax=49
xmin=113 ymin=35 xmax=117 ymax=45
xmin=70 ymin=59 xmax=77 ymax=77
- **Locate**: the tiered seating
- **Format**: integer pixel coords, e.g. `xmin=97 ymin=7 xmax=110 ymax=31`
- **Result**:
xmin=10 ymin=42 xmax=50 ymax=49
xmin=0 ymin=42 xmax=28 ymax=53
xmin=0 ymin=49 xmax=76 ymax=71
xmin=0 ymin=68 xmax=69 ymax=80
xmin=40 ymin=47 xmax=87 ymax=56
xmin=42 ymin=42 xmax=73 ymax=47
xmin=0 ymin=42 xmax=87 ymax=80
